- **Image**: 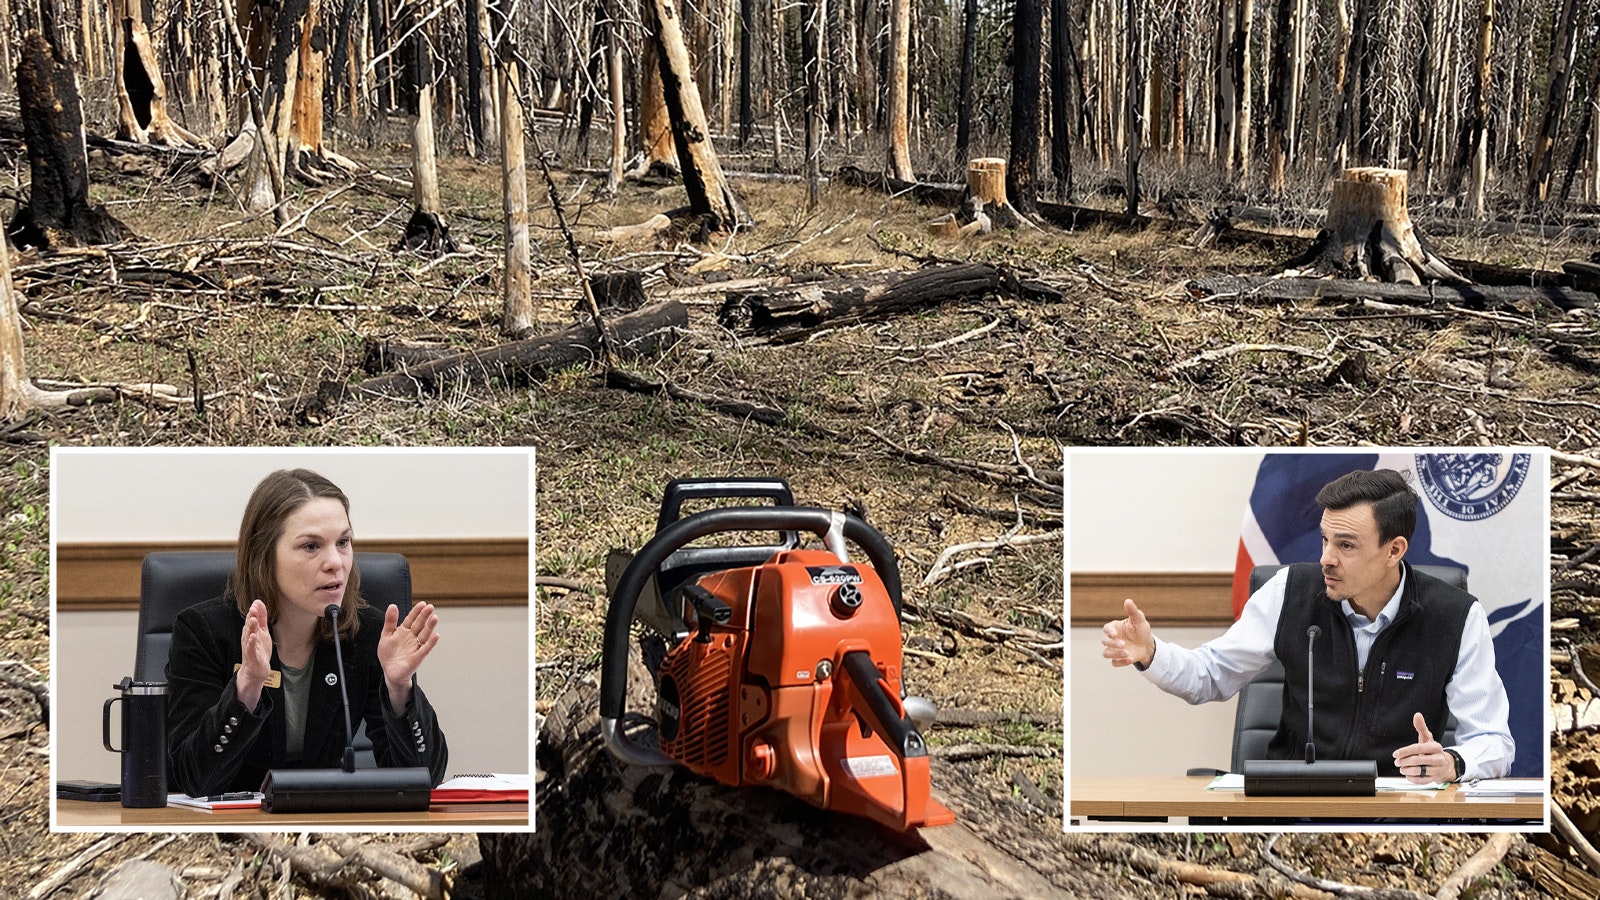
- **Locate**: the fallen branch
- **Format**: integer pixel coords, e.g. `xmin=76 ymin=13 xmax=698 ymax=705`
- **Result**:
xmin=289 ymin=301 xmax=687 ymax=417
xmin=935 ymin=709 xmax=1061 ymax=728
xmin=0 ymin=663 xmax=49 ymax=721
xmin=1188 ymin=275 xmax=1595 ymax=311
xmin=28 ymin=835 xmax=131 ymax=900
xmin=718 ymin=263 xmax=1058 ymax=342
xmin=1262 ymin=834 xmax=1434 ymax=899
xmin=1553 ymin=803 xmax=1600 ymax=879
xmin=922 ymin=531 xmax=1061 ymax=586
xmin=930 ymin=743 xmax=1057 ymax=762
xmin=1434 ymin=834 xmax=1516 ymax=900
xmin=1058 ymin=832 xmax=1329 ymax=899
xmin=1172 ymin=341 xmax=1330 ymax=373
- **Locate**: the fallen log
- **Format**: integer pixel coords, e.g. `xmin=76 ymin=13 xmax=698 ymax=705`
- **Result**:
xmin=1187 ymin=276 xmax=1596 ymax=311
xmin=290 ymin=300 xmax=686 ymax=418
xmin=478 ymin=643 xmax=1116 ymax=898
xmin=718 ymin=263 xmax=1058 ymax=341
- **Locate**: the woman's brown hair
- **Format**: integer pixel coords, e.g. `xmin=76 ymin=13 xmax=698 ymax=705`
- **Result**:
xmin=229 ymin=469 xmax=364 ymax=642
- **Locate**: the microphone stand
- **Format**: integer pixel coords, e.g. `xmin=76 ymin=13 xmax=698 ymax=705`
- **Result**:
xmin=1242 ymin=622 xmax=1377 ymax=796
xmin=258 ymin=602 xmax=434 ymax=813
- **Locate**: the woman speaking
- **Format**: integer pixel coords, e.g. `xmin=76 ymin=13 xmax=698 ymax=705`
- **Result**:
xmin=165 ymin=469 xmax=449 ymax=796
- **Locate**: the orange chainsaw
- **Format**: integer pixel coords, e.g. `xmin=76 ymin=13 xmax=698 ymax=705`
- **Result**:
xmin=601 ymin=478 xmax=955 ymax=832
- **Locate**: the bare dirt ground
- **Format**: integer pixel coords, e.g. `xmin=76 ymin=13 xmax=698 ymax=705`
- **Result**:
xmin=2 ymin=118 xmax=1598 ymax=895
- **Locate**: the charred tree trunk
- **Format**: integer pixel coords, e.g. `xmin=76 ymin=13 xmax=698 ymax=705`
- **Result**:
xmin=1007 ymin=0 xmax=1042 ymax=215
xmin=738 ymin=0 xmax=753 ymax=145
xmin=954 ymin=0 xmax=976 ymax=165
xmin=1266 ymin=0 xmax=1292 ymax=197
xmin=803 ymin=0 xmax=824 ymax=208
xmin=1281 ymin=167 xmax=1465 ymax=284
xmin=646 ymin=0 xmax=748 ymax=232
xmin=1123 ymin=0 xmax=1143 ymax=215
xmin=397 ymin=83 xmax=458 ymax=254
xmin=1048 ymin=0 xmax=1072 ymax=200
xmin=290 ymin=0 xmax=325 ymax=159
xmin=1528 ymin=0 xmax=1579 ymax=201
xmin=11 ymin=30 xmax=131 ymax=249
xmin=113 ymin=0 xmax=200 ymax=146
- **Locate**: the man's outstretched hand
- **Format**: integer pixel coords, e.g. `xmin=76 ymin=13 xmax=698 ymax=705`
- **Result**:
xmin=1393 ymin=712 xmax=1456 ymax=784
xmin=1102 ymin=598 xmax=1156 ymax=669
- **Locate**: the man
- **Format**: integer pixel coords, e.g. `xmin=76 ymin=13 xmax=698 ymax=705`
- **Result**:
xmin=1102 ymin=469 xmax=1513 ymax=783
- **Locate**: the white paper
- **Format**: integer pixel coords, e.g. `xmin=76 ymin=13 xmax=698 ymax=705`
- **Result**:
xmin=1459 ymin=779 xmax=1546 ymax=797
xmin=436 ymin=773 xmax=530 ymax=791
xmin=1204 ymin=774 xmax=1445 ymax=792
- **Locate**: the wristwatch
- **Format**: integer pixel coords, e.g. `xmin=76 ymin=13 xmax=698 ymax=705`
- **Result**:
xmin=1443 ymin=748 xmax=1466 ymax=782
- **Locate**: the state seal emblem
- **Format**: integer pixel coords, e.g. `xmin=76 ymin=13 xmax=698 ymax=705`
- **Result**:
xmin=1414 ymin=453 xmax=1530 ymax=521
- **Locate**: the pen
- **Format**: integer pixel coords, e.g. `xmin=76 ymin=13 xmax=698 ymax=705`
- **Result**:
xmin=205 ymin=792 xmax=257 ymax=802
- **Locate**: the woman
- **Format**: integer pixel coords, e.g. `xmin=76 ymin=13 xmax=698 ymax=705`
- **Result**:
xmin=166 ymin=469 xmax=449 ymax=797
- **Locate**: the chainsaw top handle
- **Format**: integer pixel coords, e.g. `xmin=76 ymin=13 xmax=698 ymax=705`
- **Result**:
xmin=600 ymin=506 xmax=903 ymax=765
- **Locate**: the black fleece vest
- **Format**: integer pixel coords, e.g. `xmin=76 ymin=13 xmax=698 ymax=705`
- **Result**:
xmin=1267 ymin=562 xmax=1474 ymax=775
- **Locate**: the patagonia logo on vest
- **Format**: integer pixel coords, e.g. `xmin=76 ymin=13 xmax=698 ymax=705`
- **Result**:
xmin=1396 ymin=670 xmax=1416 ymax=680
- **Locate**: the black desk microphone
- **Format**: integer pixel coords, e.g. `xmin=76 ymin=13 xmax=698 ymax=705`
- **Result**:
xmin=1242 ymin=621 xmax=1377 ymax=796
xmin=258 ymin=603 xmax=433 ymax=813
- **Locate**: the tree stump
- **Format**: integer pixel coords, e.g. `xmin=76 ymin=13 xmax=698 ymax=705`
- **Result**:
xmin=479 ymin=640 xmax=1108 ymax=898
xmin=1283 ymin=167 xmax=1465 ymax=284
xmin=113 ymin=0 xmax=203 ymax=147
xmin=10 ymin=30 xmax=132 ymax=249
xmin=965 ymin=158 xmax=1035 ymax=231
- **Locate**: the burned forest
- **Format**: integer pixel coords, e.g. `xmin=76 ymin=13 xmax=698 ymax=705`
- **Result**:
xmin=5 ymin=0 xmax=1600 ymax=895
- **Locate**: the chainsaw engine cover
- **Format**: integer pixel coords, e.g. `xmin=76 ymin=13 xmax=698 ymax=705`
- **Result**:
xmin=656 ymin=547 xmax=953 ymax=831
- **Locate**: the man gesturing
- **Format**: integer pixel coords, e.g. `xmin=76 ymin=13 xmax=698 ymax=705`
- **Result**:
xmin=1102 ymin=469 xmax=1513 ymax=783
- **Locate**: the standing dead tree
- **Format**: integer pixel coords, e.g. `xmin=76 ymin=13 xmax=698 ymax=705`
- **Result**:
xmin=10 ymin=29 xmax=131 ymax=249
xmin=113 ymin=0 xmax=203 ymax=146
xmin=641 ymin=0 xmax=748 ymax=232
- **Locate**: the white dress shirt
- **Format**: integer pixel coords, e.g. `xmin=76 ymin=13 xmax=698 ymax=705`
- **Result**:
xmin=1142 ymin=567 xmax=1515 ymax=780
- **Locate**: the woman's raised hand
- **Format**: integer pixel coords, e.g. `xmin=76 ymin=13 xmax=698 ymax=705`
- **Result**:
xmin=236 ymin=599 xmax=272 ymax=712
xmin=377 ymin=602 xmax=440 ymax=710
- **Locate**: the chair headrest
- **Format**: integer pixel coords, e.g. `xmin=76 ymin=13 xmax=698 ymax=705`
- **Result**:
xmin=1247 ymin=563 xmax=1467 ymax=596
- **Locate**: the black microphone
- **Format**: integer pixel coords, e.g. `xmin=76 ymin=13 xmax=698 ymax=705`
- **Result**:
xmin=257 ymin=603 xmax=433 ymax=814
xmin=326 ymin=604 xmax=357 ymax=773
xmin=1241 ymin=620 xmax=1376 ymax=797
xmin=1305 ymin=625 xmax=1320 ymax=764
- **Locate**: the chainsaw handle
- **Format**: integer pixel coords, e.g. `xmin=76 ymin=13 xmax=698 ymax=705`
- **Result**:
xmin=600 ymin=507 xmax=904 ymax=730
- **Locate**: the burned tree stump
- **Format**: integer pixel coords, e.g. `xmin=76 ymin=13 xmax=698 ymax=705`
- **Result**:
xmin=10 ymin=30 xmax=132 ymax=249
xmin=1282 ymin=167 xmax=1464 ymax=284
xmin=965 ymin=158 xmax=1035 ymax=231
xmin=480 ymin=641 xmax=1100 ymax=898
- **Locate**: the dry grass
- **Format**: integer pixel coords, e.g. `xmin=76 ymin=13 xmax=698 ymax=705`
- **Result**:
xmin=5 ymin=112 xmax=1600 ymax=895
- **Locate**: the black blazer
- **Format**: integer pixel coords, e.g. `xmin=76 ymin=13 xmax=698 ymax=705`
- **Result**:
xmin=165 ymin=596 xmax=449 ymax=796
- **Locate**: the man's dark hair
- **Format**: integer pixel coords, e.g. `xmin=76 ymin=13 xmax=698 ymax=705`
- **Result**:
xmin=1315 ymin=469 xmax=1417 ymax=544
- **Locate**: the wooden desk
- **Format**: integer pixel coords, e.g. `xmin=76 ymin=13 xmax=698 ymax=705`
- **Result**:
xmin=56 ymin=799 xmax=529 ymax=829
xmin=1072 ymin=776 xmax=1545 ymax=821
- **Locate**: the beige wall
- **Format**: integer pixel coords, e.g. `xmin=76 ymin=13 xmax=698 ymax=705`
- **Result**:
xmin=52 ymin=448 xmax=533 ymax=788
xmin=1068 ymin=451 xmax=1261 ymax=778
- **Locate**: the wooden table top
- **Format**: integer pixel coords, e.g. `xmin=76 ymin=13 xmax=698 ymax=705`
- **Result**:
xmin=56 ymin=799 xmax=530 ymax=829
xmin=1071 ymin=775 xmax=1546 ymax=821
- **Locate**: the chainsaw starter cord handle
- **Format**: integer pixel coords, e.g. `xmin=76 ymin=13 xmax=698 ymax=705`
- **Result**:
xmin=600 ymin=507 xmax=904 ymax=731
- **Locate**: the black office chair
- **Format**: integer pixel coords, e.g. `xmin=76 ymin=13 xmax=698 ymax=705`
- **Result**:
xmin=1215 ymin=562 xmax=1467 ymax=773
xmin=138 ymin=550 xmax=413 ymax=764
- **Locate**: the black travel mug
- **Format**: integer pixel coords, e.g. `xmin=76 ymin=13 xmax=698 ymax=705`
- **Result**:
xmin=102 ymin=676 xmax=167 ymax=808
